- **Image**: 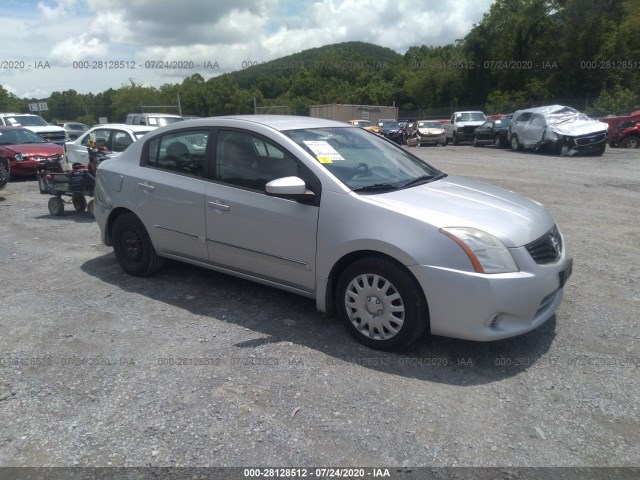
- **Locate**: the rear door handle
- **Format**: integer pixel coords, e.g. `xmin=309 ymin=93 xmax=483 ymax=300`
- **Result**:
xmin=207 ymin=200 xmax=230 ymax=211
xmin=138 ymin=183 xmax=155 ymax=192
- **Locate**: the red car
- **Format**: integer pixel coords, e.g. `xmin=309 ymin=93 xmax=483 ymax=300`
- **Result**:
xmin=0 ymin=126 xmax=64 ymax=177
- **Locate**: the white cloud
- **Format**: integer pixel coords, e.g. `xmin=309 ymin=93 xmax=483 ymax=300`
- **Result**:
xmin=37 ymin=0 xmax=78 ymax=18
xmin=49 ymin=34 xmax=108 ymax=63
xmin=3 ymin=0 xmax=495 ymax=97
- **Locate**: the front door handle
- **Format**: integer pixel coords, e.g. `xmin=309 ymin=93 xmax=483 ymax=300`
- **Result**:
xmin=207 ymin=200 xmax=230 ymax=211
xmin=138 ymin=183 xmax=155 ymax=192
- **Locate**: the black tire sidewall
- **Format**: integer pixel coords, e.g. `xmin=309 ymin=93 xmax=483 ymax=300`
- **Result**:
xmin=112 ymin=213 xmax=158 ymax=276
xmin=511 ymin=135 xmax=520 ymax=151
xmin=336 ymin=257 xmax=428 ymax=351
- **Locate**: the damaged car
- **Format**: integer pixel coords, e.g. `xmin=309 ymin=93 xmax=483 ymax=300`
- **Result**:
xmin=509 ymin=105 xmax=608 ymax=156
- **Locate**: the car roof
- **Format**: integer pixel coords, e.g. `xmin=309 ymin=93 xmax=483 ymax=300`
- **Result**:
xmin=89 ymin=124 xmax=155 ymax=131
xmin=182 ymin=115 xmax=352 ymax=131
xmin=514 ymin=105 xmax=578 ymax=116
xmin=129 ymin=113 xmax=182 ymax=118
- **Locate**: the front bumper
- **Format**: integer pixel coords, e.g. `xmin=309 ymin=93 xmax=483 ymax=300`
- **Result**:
xmin=384 ymin=131 xmax=405 ymax=144
xmin=417 ymin=132 xmax=446 ymax=144
xmin=9 ymin=160 xmax=41 ymax=177
xmin=409 ymin=245 xmax=572 ymax=341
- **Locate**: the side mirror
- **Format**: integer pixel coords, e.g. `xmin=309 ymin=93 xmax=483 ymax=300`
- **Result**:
xmin=265 ymin=176 xmax=317 ymax=205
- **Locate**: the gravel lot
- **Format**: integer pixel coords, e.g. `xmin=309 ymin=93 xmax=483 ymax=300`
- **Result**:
xmin=0 ymin=144 xmax=638 ymax=472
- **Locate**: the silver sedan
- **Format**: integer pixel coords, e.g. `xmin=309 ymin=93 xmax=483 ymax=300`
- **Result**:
xmin=94 ymin=115 xmax=572 ymax=350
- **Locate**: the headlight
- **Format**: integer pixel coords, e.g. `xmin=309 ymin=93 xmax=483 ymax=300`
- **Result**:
xmin=440 ymin=227 xmax=519 ymax=274
xmin=14 ymin=154 xmax=25 ymax=161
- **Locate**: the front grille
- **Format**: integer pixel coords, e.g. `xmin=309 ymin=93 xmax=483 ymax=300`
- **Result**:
xmin=575 ymin=132 xmax=606 ymax=146
xmin=463 ymin=126 xmax=477 ymax=135
xmin=525 ymin=225 xmax=562 ymax=264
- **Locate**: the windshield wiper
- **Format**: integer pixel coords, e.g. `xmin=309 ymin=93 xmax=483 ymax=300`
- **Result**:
xmin=401 ymin=172 xmax=447 ymax=189
xmin=352 ymin=183 xmax=401 ymax=193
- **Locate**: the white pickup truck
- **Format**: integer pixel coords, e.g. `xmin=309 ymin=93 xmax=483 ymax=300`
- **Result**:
xmin=444 ymin=111 xmax=487 ymax=145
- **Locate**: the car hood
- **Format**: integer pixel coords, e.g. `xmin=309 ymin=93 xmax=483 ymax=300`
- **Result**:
xmin=549 ymin=119 xmax=609 ymax=136
xmin=366 ymin=175 xmax=553 ymax=247
xmin=455 ymin=121 xmax=485 ymax=127
xmin=22 ymin=125 xmax=65 ymax=133
xmin=6 ymin=143 xmax=64 ymax=156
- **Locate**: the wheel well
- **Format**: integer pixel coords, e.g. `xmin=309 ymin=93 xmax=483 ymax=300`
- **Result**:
xmin=104 ymin=207 xmax=135 ymax=246
xmin=324 ymin=250 xmax=430 ymax=331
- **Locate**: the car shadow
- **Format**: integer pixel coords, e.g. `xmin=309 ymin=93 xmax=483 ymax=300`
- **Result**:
xmin=34 ymin=211 xmax=95 ymax=223
xmin=81 ymin=254 xmax=557 ymax=386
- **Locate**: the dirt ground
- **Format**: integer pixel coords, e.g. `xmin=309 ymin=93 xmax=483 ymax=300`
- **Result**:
xmin=0 ymin=144 xmax=638 ymax=472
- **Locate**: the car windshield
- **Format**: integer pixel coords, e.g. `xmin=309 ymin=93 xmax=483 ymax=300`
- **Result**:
xmin=418 ymin=121 xmax=443 ymax=128
xmin=147 ymin=117 xmax=184 ymax=126
xmin=545 ymin=107 xmax=590 ymax=125
xmin=378 ymin=120 xmax=398 ymax=129
xmin=0 ymin=128 xmax=47 ymax=145
xmin=2 ymin=115 xmax=49 ymax=127
xmin=284 ymin=126 xmax=443 ymax=192
xmin=68 ymin=123 xmax=88 ymax=130
xmin=457 ymin=113 xmax=486 ymax=121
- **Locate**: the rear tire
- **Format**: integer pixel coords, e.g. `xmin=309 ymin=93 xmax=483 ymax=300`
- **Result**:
xmin=72 ymin=194 xmax=87 ymax=212
xmin=336 ymin=257 xmax=428 ymax=351
xmin=112 ymin=213 xmax=165 ymax=276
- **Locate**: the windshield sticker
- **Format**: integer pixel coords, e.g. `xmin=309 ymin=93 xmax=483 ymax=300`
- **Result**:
xmin=148 ymin=118 xmax=157 ymax=125
xmin=303 ymin=140 xmax=345 ymax=161
xmin=6 ymin=118 xmax=18 ymax=124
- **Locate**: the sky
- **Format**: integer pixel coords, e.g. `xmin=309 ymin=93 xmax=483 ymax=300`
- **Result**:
xmin=2 ymin=0 xmax=495 ymax=99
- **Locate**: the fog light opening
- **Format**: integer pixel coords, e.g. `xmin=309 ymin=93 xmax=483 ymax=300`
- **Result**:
xmin=489 ymin=314 xmax=505 ymax=329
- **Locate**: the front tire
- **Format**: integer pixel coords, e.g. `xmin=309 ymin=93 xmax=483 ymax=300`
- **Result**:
xmin=112 ymin=213 xmax=165 ymax=276
xmin=510 ymin=135 xmax=523 ymax=151
xmin=621 ymin=136 xmax=640 ymax=148
xmin=494 ymin=133 xmax=502 ymax=148
xmin=336 ymin=257 xmax=428 ymax=351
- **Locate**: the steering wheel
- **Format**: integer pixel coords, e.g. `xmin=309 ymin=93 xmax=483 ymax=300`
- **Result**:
xmin=346 ymin=162 xmax=369 ymax=179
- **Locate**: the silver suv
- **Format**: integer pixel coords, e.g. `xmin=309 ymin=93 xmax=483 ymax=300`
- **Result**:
xmin=94 ymin=115 xmax=572 ymax=350
xmin=509 ymin=105 xmax=608 ymax=155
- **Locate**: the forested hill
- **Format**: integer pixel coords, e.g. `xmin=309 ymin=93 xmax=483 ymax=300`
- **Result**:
xmin=231 ymin=41 xmax=403 ymax=90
